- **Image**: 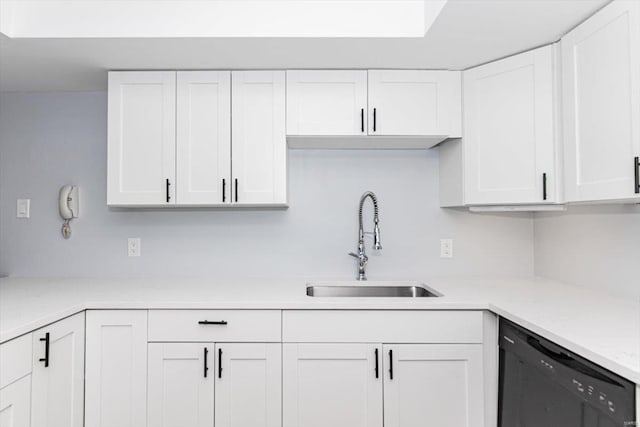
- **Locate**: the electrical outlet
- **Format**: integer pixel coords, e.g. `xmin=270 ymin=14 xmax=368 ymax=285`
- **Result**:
xmin=16 ymin=199 xmax=30 ymax=218
xmin=440 ymin=239 xmax=453 ymax=258
xmin=128 ymin=238 xmax=141 ymax=257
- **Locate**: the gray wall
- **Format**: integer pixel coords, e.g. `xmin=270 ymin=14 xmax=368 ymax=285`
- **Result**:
xmin=534 ymin=205 xmax=640 ymax=299
xmin=0 ymin=91 xmax=535 ymax=279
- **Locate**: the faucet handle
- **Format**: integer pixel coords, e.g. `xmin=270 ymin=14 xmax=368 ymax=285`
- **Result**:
xmin=348 ymin=252 xmax=360 ymax=259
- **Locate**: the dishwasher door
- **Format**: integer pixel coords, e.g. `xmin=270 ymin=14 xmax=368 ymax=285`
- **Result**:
xmin=498 ymin=319 xmax=636 ymax=427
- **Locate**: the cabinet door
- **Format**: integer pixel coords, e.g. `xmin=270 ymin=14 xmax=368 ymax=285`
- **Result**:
xmin=176 ymin=71 xmax=232 ymax=205
xmin=283 ymin=343 xmax=382 ymax=427
xmin=368 ymin=70 xmax=461 ymax=136
xmin=287 ymin=70 xmax=368 ymax=136
xmin=85 ymin=310 xmax=147 ymax=427
xmin=231 ymin=71 xmax=287 ymax=205
xmin=107 ymin=71 xmax=176 ymax=206
xmin=147 ymin=343 xmax=214 ymax=427
xmin=215 ymin=343 xmax=281 ymax=427
xmin=463 ymin=45 xmax=556 ymax=205
xmin=383 ymin=344 xmax=484 ymax=427
xmin=562 ymin=0 xmax=640 ymax=202
xmin=31 ymin=313 xmax=85 ymax=427
xmin=0 ymin=375 xmax=31 ymax=427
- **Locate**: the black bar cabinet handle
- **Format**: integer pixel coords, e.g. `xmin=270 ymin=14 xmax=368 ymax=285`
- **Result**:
xmin=543 ymin=173 xmax=547 ymax=200
xmin=198 ymin=320 xmax=228 ymax=325
xmin=204 ymin=347 xmax=209 ymax=378
xmin=218 ymin=348 xmax=223 ymax=378
xmin=234 ymin=179 xmax=238 ymax=203
xmin=373 ymin=108 xmax=377 ymax=132
xmin=635 ymin=156 xmax=639 ymax=194
xmin=165 ymin=178 xmax=171 ymax=203
xmin=39 ymin=332 xmax=50 ymax=367
xmin=374 ymin=348 xmax=379 ymax=379
xmin=222 ymin=179 xmax=226 ymax=202
xmin=388 ymin=349 xmax=393 ymax=380
xmin=360 ymin=108 xmax=364 ymax=133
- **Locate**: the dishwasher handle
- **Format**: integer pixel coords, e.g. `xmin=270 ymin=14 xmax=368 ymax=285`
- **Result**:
xmin=526 ymin=336 xmax=622 ymax=386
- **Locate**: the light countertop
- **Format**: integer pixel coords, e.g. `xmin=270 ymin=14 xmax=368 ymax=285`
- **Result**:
xmin=1 ymin=276 xmax=638 ymax=383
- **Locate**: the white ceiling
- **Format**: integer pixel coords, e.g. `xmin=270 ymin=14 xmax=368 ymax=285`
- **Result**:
xmin=0 ymin=0 xmax=610 ymax=92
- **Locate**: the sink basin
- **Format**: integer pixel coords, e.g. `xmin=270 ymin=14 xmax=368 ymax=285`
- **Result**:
xmin=306 ymin=282 xmax=440 ymax=298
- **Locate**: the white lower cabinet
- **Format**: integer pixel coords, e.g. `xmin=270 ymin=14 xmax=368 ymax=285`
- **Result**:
xmin=283 ymin=343 xmax=383 ymax=427
xmin=0 ymin=313 xmax=85 ymax=427
xmin=0 ymin=375 xmax=31 ymax=427
xmin=282 ymin=310 xmax=495 ymax=427
xmin=85 ymin=310 xmax=148 ymax=427
xmin=147 ymin=343 xmax=214 ymax=427
xmin=31 ymin=313 xmax=85 ymax=427
xmin=147 ymin=343 xmax=281 ymax=427
xmin=216 ymin=343 xmax=282 ymax=427
xmin=282 ymin=343 xmax=486 ymax=427
xmin=7 ymin=308 xmax=491 ymax=427
xmin=383 ymin=344 xmax=485 ymax=427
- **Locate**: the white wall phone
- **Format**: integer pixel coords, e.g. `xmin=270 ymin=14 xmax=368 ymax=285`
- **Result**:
xmin=59 ymin=185 xmax=79 ymax=239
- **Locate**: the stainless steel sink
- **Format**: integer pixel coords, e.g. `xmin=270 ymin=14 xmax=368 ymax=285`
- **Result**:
xmin=306 ymin=283 xmax=440 ymax=298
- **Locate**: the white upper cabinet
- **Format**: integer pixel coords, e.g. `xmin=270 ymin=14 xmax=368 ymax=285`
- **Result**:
xmin=463 ymin=45 xmax=557 ymax=205
xmin=108 ymin=70 xmax=287 ymax=207
xmin=368 ymin=70 xmax=461 ymax=137
xmin=107 ymin=71 xmax=176 ymax=206
xmin=31 ymin=313 xmax=85 ymax=427
xmin=232 ymin=71 xmax=287 ymax=205
xmin=176 ymin=71 xmax=231 ymax=205
xmin=562 ymin=0 xmax=640 ymax=202
xmin=147 ymin=343 xmax=214 ymax=427
xmin=287 ymin=70 xmax=368 ymax=136
xmin=383 ymin=344 xmax=485 ymax=427
xmin=215 ymin=343 xmax=282 ymax=427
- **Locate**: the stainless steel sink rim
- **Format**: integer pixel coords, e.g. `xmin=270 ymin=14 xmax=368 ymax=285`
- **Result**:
xmin=306 ymin=284 xmax=440 ymax=298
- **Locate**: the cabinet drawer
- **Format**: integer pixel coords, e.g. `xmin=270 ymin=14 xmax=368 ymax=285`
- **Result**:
xmin=0 ymin=333 xmax=33 ymax=389
xmin=148 ymin=310 xmax=281 ymax=342
xmin=283 ymin=310 xmax=484 ymax=343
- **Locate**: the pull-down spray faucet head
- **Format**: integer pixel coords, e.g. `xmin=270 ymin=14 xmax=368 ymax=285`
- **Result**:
xmin=373 ymin=222 xmax=382 ymax=250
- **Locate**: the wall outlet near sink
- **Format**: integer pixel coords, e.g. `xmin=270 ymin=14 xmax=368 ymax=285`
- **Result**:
xmin=440 ymin=239 xmax=453 ymax=258
xmin=128 ymin=238 xmax=141 ymax=257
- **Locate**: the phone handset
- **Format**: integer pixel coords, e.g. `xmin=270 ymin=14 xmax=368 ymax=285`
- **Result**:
xmin=59 ymin=185 xmax=79 ymax=239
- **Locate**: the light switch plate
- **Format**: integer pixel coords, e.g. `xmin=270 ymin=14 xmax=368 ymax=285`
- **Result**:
xmin=17 ymin=199 xmax=30 ymax=218
xmin=128 ymin=238 xmax=141 ymax=257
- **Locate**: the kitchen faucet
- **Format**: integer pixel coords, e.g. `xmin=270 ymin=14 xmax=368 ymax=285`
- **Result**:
xmin=348 ymin=191 xmax=382 ymax=281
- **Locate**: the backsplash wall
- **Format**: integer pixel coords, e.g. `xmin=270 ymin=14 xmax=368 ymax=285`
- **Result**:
xmin=534 ymin=205 xmax=640 ymax=299
xmin=0 ymin=91 xmax=534 ymax=278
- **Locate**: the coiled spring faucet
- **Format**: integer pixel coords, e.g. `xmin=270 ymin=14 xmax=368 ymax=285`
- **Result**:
xmin=349 ymin=191 xmax=382 ymax=280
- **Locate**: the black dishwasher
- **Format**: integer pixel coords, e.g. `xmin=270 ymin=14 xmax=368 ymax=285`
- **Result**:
xmin=499 ymin=319 xmax=636 ymax=427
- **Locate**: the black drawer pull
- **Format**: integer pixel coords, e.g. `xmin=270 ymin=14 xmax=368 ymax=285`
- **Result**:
xmin=234 ymin=179 xmax=238 ymax=203
xmin=198 ymin=320 xmax=228 ymax=325
xmin=634 ymin=156 xmax=639 ymax=194
xmin=543 ymin=173 xmax=548 ymax=200
xmin=374 ymin=348 xmax=379 ymax=379
xmin=360 ymin=108 xmax=364 ymax=133
xmin=204 ymin=347 xmax=209 ymax=378
xmin=222 ymin=179 xmax=226 ymax=202
xmin=388 ymin=349 xmax=393 ymax=380
xmin=39 ymin=332 xmax=50 ymax=367
xmin=218 ymin=348 xmax=223 ymax=378
xmin=373 ymin=108 xmax=377 ymax=132
xmin=165 ymin=178 xmax=171 ymax=203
